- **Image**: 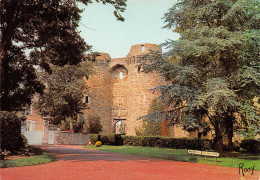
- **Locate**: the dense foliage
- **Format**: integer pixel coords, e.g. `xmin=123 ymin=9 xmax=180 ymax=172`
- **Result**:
xmin=90 ymin=134 xmax=101 ymax=143
xmin=34 ymin=62 xmax=92 ymax=129
xmin=138 ymin=99 xmax=165 ymax=136
xmin=123 ymin=136 xmax=213 ymax=150
xmin=85 ymin=114 xmax=103 ymax=134
xmin=90 ymin=133 xmax=123 ymax=145
xmin=107 ymin=133 xmax=123 ymax=145
xmin=0 ymin=0 xmax=126 ymax=111
xmin=239 ymin=139 xmax=260 ymax=153
xmin=143 ymin=0 xmax=260 ymax=153
xmin=0 ymin=0 xmax=126 ymax=153
xmin=0 ymin=112 xmax=26 ymax=152
xmin=90 ymin=134 xmax=260 ymax=153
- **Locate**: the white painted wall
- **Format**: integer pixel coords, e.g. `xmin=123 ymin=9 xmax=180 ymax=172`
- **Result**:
xmin=23 ymin=131 xmax=43 ymax=145
xmin=48 ymin=130 xmax=55 ymax=144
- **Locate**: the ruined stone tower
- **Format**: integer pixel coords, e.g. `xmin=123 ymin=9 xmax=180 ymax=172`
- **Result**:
xmin=84 ymin=43 xmax=164 ymax=135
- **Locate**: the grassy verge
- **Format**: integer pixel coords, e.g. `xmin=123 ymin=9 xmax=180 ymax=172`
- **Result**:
xmin=85 ymin=145 xmax=260 ymax=170
xmin=0 ymin=148 xmax=56 ymax=168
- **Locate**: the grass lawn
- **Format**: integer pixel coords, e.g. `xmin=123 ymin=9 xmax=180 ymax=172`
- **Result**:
xmin=85 ymin=145 xmax=260 ymax=170
xmin=0 ymin=148 xmax=56 ymax=168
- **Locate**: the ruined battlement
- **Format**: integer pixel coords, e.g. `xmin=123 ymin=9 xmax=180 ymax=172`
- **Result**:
xmin=95 ymin=52 xmax=111 ymax=65
xmin=128 ymin=43 xmax=161 ymax=57
xmin=94 ymin=43 xmax=161 ymax=65
xmin=126 ymin=43 xmax=161 ymax=65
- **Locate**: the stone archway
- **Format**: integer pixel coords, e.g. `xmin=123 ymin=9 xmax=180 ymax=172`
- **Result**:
xmin=113 ymin=119 xmax=126 ymax=134
xmin=110 ymin=65 xmax=128 ymax=133
xmin=108 ymin=58 xmax=129 ymax=72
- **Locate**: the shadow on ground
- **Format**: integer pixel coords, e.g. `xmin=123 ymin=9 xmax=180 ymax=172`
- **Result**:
xmin=38 ymin=145 xmax=168 ymax=163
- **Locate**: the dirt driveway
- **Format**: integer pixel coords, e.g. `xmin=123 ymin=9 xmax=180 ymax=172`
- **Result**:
xmin=0 ymin=145 xmax=258 ymax=180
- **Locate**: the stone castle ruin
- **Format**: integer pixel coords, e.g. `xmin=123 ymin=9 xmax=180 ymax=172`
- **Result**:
xmin=84 ymin=43 xmax=165 ymax=135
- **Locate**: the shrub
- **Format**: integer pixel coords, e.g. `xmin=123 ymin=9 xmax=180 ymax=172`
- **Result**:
xmin=0 ymin=111 xmax=26 ymax=153
xmin=74 ymin=121 xmax=85 ymax=133
xmin=86 ymin=115 xmax=103 ymax=134
xmin=90 ymin=134 xmax=122 ymax=145
xmin=100 ymin=135 xmax=109 ymax=145
xmin=95 ymin=141 xmax=102 ymax=147
xmin=21 ymin=134 xmax=28 ymax=146
xmin=0 ymin=150 xmax=11 ymax=160
xmin=239 ymin=139 xmax=260 ymax=153
xmin=90 ymin=134 xmax=101 ymax=144
xmin=108 ymin=134 xmax=123 ymax=145
xmin=122 ymin=136 xmax=213 ymax=150
xmin=139 ymin=99 xmax=165 ymax=136
xmin=143 ymin=120 xmax=161 ymax=136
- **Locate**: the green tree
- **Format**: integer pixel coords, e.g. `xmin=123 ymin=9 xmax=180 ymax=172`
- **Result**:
xmin=0 ymin=111 xmax=26 ymax=153
xmin=34 ymin=61 xmax=92 ymax=130
xmin=144 ymin=0 xmax=259 ymax=153
xmin=0 ymin=0 xmax=126 ymax=151
xmin=0 ymin=0 xmax=126 ymax=111
xmin=85 ymin=114 xmax=103 ymax=134
xmin=142 ymin=99 xmax=164 ymax=136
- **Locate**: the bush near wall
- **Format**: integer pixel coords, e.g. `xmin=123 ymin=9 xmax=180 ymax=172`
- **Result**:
xmin=0 ymin=111 xmax=26 ymax=153
xmin=122 ymin=136 xmax=213 ymax=150
xmin=101 ymin=135 xmax=109 ymax=145
xmin=90 ymin=134 xmax=259 ymax=153
xmin=107 ymin=134 xmax=123 ymax=145
xmin=239 ymin=139 xmax=260 ymax=153
xmin=90 ymin=134 xmax=123 ymax=145
xmin=91 ymin=134 xmax=213 ymax=150
xmin=90 ymin=134 xmax=101 ymax=144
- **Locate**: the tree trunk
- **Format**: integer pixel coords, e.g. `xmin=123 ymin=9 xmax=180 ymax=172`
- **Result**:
xmin=227 ymin=128 xmax=233 ymax=150
xmin=215 ymin=121 xmax=223 ymax=154
xmin=0 ymin=45 xmax=6 ymax=111
xmin=69 ymin=116 xmax=73 ymax=130
xmin=225 ymin=117 xmax=234 ymax=150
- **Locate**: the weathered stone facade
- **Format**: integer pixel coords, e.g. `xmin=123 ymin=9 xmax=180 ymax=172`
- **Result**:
xmin=84 ymin=43 xmax=165 ymax=135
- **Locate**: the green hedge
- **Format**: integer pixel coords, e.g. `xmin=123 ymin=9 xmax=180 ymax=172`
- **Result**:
xmin=90 ymin=134 xmax=259 ymax=153
xmin=101 ymin=135 xmax=109 ymax=145
xmin=89 ymin=134 xmax=101 ymax=144
xmin=107 ymin=134 xmax=123 ymax=145
xmin=90 ymin=134 xmax=123 ymax=146
xmin=239 ymin=139 xmax=260 ymax=153
xmin=122 ymin=136 xmax=213 ymax=150
xmin=90 ymin=134 xmax=212 ymax=150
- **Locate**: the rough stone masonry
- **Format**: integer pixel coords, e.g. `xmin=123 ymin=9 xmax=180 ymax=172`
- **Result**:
xmin=84 ymin=43 xmax=165 ymax=135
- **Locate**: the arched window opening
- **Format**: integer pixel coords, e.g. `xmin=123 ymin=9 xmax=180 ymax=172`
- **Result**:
xmin=141 ymin=45 xmax=145 ymax=52
xmin=119 ymin=72 xmax=123 ymax=79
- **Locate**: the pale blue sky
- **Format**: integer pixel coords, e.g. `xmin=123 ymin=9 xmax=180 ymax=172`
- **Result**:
xmin=78 ymin=0 xmax=179 ymax=58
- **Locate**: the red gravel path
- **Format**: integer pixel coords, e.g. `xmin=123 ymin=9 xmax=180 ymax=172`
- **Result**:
xmin=0 ymin=145 xmax=259 ymax=180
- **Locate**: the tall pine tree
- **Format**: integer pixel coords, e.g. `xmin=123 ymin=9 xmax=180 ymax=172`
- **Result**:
xmin=144 ymin=0 xmax=259 ymax=153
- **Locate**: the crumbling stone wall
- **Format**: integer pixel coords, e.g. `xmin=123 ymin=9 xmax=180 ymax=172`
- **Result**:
xmin=55 ymin=132 xmax=89 ymax=145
